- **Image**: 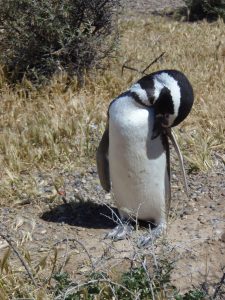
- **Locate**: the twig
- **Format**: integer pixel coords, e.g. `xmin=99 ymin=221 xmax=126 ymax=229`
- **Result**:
xmin=148 ymin=227 xmax=159 ymax=271
xmin=142 ymin=257 xmax=155 ymax=300
xmin=0 ymin=230 xmax=37 ymax=287
xmin=60 ymin=278 xmax=137 ymax=300
xmin=122 ymin=64 xmax=140 ymax=76
xmin=213 ymin=269 xmax=225 ymax=299
xmin=121 ymin=52 xmax=166 ymax=77
xmin=59 ymin=238 xmax=69 ymax=273
xmin=141 ymin=52 xmax=166 ymax=74
xmin=54 ymin=238 xmax=95 ymax=271
xmin=101 ymin=203 xmax=124 ymax=226
xmin=48 ymin=247 xmax=58 ymax=285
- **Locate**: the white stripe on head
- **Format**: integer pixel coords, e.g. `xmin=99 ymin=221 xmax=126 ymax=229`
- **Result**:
xmin=130 ymin=83 xmax=149 ymax=106
xmin=153 ymin=72 xmax=181 ymax=125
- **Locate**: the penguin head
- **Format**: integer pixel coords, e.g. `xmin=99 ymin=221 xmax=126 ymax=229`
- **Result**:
xmin=151 ymin=86 xmax=178 ymax=128
xmin=130 ymin=82 xmax=178 ymax=128
xmin=132 ymin=71 xmax=194 ymax=129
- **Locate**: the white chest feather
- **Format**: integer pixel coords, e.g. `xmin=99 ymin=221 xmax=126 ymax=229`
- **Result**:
xmin=108 ymin=95 xmax=169 ymax=222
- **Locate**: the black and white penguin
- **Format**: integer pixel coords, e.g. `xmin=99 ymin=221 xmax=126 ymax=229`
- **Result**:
xmin=97 ymin=69 xmax=194 ymax=246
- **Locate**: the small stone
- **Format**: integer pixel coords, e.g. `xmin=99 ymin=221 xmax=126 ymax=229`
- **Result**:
xmin=209 ymin=204 xmax=216 ymax=210
xmin=14 ymin=215 xmax=25 ymax=230
xmin=183 ymin=209 xmax=192 ymax=215
xmin=0 ymin=240 xmax=8 ymax=250
xmin=105 ymin=194 xmax=111 ymax=200
xmin=79 ymin=266 xmax=89 ymax=273
xmin=38 ymin=247 xmax=49 ymax=252
xmin=197 ymin=216 xmax=206 ymax=224
xmin=69 ymin=196 xmax=76 ymax=201
xmin=221 ymin=232 xmax=225 ymax=243
xmin=181 ymin=215 xmax=188 ymax=220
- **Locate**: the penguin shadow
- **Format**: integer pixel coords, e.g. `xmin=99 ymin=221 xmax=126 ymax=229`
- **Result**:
xmin=41 ymin=201 xmax=118 ymax=229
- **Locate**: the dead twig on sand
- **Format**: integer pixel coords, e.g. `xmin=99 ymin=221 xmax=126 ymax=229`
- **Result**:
xmin=141 ymin=257 xmax=155 ymax=300
xmin=54 ymin=238 xmax=95 ymax=271
xmin=213 ymin=268 xmax=225 ymax=299
xmin=0 ymin=226 xmax=37 ymax=287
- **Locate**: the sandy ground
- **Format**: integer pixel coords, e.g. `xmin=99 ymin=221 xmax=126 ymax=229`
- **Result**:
xmin=0 ymin=149 xmax=224 ymax=296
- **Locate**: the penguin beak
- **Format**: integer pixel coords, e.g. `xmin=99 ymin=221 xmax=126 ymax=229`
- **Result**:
xmin=151 ymin=114 xmax=169 ymax=139
xmin=151 ymin=115 xmax=164 ymax=139
xmin=161 ymin=114 xmax=170 ymax=127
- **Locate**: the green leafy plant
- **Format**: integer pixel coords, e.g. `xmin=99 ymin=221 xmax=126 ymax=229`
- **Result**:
xmin=0 ymin=0 xmax=120 ymax=83
xmin=175 ymin=289 xmax=206 ymax=299
xmin=54 ymin=272 xmax=72 ymax=295
xmin=53 ymin=267 xmax=208 ymax=300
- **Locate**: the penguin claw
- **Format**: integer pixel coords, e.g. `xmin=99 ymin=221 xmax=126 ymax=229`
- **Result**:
xmin=137 ymin=223 xmax=166 ymax=248
xmin=137 ymin=235 xmax=152 ymax=248
xmin=105 ymin=224 xmax=133 ymax=241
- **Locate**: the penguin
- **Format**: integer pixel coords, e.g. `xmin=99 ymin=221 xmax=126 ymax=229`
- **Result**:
xmin=96 ymin=69 xmax=194 ymax=246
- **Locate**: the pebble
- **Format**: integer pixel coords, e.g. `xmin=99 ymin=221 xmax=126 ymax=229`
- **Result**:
xmin=197 ymin=216 xmax=207 ymax=224
xmin=221 ymin=232 xmax=225 ymax=243
xmin=0 ymin=240 xmax=8 ymax=250
xmin=209 ymin=204 xmax=216 ymax=210
xmin=105 ymin=194 xmax=111 ymax=200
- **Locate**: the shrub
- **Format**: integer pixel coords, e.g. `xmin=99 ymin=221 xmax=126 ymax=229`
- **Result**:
xmin=0 ymin=0 xmax=120 ymax=84
xmin=184 ymin=0 xmax=225 ymax=21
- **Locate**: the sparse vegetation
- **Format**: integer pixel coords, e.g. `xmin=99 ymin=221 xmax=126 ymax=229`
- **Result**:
xmin=0 ymin=0 xmax=120 ymax=83
xmin=0 ymin=243 xmax=209 ymax=299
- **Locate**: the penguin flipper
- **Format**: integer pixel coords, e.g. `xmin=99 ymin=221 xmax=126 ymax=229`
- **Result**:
xmin=96 ymin=123 xmax=111 ymax=192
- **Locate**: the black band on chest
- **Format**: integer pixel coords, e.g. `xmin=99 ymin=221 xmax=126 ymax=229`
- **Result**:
xmin=130 ymin=91 xmax=149 ymax=108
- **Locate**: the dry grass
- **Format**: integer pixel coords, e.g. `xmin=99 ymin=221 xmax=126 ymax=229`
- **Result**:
xmin=1 ymin=16 xmax=225 ymax=203
xmin=1 ymin=17 xmax=224 ymax=175
xmin=1 ymin=16 xmax=224 ymax=204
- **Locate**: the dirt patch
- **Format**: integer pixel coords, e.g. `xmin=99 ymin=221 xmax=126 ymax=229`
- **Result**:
xmin=0 ymin=149 xmax=224 ymax=296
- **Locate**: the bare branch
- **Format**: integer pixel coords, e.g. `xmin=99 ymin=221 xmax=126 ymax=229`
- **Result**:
xmin=0 ymin=227 xmax=37 ymax=287
xmin=58 ymin=278 xmax=137 ymax=300
xmin=141 ymin=257 xmax=155 ymax=300
xmin=213 ymin=268 xmax=225 ymax=299
xmin=141 ymin=52 xmax=166 ymax=74
xmin=54 ymin=238 xmax=95 ymax=271
xmin=121 ymin=52 xmax=166 ymax=77
xmin=122 ymin=64 xmax=141 ymax=76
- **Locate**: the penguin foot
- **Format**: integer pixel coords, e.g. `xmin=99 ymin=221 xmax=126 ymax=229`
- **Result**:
xmin=137 ymin=223 xmax=166 ymax=248
xmin=105 ymin=224 xmax=133 ymax=241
